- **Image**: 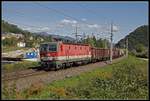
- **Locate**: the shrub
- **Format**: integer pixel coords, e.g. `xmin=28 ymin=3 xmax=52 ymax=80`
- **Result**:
xmin=22 ymin=81 xmax=44 ymax=99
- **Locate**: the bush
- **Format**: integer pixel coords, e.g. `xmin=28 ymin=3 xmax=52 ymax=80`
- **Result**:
xmin=63 ymin=56 xmax=148 ymax=99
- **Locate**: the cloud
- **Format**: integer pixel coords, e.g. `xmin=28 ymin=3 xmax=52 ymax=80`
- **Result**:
xmin=81 ymin=18 xmax=87 ymax=21
xmin=61 ymin=19 xmax=71 ymax=24
xmin=23 ymin=27 xmax=32 ymax=31
xmin=61 ymin=19 xmax=77 ymax=25
xmin=40 ymin=27 xmax=50 ymax=31
xmin=22 ymin=26 xmax=50 ymax=32
xmin=71 ymin=24 xmax=76 ymax=27
xmin=87 ymin=24 xmax=99 ymax=28
xmin=98 ymin=25 xmax=119 ymax=33
xmin=72 ymin=20 xmax=77 ymax=24
xmin=112 ymin=25 xmax=119 ymax=32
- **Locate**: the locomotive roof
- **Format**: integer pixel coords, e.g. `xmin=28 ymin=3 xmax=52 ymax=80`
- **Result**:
xmin=40 ymin=41 xmax=90 ymax=46
xmin=63 ymin=42 xmax=90 ymax=46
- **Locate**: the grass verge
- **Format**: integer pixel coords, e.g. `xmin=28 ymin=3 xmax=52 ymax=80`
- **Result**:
xmin=2 ymin=55 xmax=148 ymax=100
xmin=2 ymin=61 xmax=40 ymax=73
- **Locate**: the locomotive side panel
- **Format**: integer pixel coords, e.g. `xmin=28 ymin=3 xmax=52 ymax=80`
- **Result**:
xmin=58 ymin=43 xmax=91 ymax=61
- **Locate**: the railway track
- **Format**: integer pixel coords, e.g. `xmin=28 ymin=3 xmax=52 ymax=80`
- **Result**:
xmin=2 ymin=66 xmax=69 ymax=82
xmin=2 ymin=56 xmax=125 ymax=82
xmin=2 ymin=69 xmax=47 ymax=81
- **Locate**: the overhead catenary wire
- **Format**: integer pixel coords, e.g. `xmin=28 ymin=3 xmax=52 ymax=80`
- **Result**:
xmin=3 ymin=18 xmax=44 ymax=29
xmin=3 ymin=8 xmax=51 ymax=29
xmin=35 ymin=2 xmax=92 ymax=41
xmin=3 ymin=8 xmax=67 ymax=33
xmin=34 ymin=2 xmax=111 ymax=37
xmin=80 ymin=4 xmax=103 ymax=18
xmin=34 ymin=2 xmax=93 ymax=25
xmin=4 ymin=2 xmax=112 ymax=41
xmin=4 ymin=3 xmax=86 ymax=39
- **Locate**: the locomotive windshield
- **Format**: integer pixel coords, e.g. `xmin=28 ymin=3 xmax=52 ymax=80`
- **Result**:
xmin=40 ymin=44 xmax=48 ymax=51
xmin=48 ymin=44 xmax=57 ymax=52
xmin=40 ymin=43 xmax=57 ymax=52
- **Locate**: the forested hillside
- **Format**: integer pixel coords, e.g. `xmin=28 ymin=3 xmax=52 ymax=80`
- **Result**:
xmin=115 ymin=25 xmax=148 ymax=58
xmin=2 ymin=20 xmax=52 ymax=48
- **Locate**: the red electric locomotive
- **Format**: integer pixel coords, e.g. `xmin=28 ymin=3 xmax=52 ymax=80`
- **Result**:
xmin=40 ymin=41 xmax=91 ymax=70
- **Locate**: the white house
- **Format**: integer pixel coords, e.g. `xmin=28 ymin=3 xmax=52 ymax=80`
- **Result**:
xmin=29 ymin=36 xmax=33 ymax=40
xmin=17 ymin=42 xmax=26 ymax=47
xmin=2 ymin=36 xmax=6 ymax=40
xmin=40 ymin=38 xmax=44 ymax=41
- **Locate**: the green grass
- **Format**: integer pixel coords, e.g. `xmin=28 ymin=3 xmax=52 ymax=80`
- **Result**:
xmin=2 ymin=55 xmax=148 ymax=100
xmin=2 ymin=61 xmax=40 ymax=73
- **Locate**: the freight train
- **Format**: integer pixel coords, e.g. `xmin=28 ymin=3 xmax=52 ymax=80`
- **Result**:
xmin=39 ymin=41 xmax=125 ymax=70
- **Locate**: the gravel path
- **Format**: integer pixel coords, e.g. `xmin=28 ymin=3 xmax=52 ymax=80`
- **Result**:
xmin=2 ymin=56 xmax=125 ymax=92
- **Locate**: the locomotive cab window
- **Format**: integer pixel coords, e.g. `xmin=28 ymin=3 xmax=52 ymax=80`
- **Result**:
xmin=48 ymin=44 xmax=57 ymax=52
xmin=40 ymin=43 xmax=57 ymax=52
xmin=40 ymin=44 xmax=48 ymax=51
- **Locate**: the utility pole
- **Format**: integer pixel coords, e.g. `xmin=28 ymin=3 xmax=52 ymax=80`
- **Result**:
xmin=110 ymin=22 xmax=113 ymax=63
xmin=105 ymin=38 xmax=107 ymax=49
xmin=75 ymin=24 xmax=78 ymax=43
xmin=83 ymin=33 xmax=86 ymax=43
xmin=72 ymin=23 xmax=83 ymax=43
xmin=126 ymin=38 xmax=128 ymax=57
xmin=72 ymin=23 xmax=78 ymax=43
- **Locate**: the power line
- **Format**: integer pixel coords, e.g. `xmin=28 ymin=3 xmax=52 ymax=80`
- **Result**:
xmin=80 ymin=4 xmax=102 ymax=18
xmin=34 ymin=2 xmax=113 ymax=41
xmin=34 ymin=2 xmax=96 ymax=26
xmin=3 ymin=9 xmax=47 ymax=29
xmin=4 ymin=2 xmax=111 ymax=40
xmin=5 ymin=3 xmax=92 ymax=38
xmin=4 ymin=8 xmax=68 ymax=33
xmin=4 ymin=9 xmax=43 ymax=22
xmin=3 ymin=18 xmax=45 ymax=29
xmin=34 ymin=2 xmax=95 ymax=41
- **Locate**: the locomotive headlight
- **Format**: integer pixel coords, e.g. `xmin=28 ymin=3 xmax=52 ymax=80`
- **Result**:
xmin=48 ymin=57 xmax=52 ymax=60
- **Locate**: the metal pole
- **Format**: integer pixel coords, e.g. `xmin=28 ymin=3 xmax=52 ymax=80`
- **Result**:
xmin=110 ymin=22 xmax=113 ymax=63
xmin=83 ymin=33 xmax=86 ymax=43
xmin=75 ymin=24 xmax=77 ymax=43
xmin=105 ymin=39 xmax=107 ymax=49
xmin=126 ymin=38 xmax=128 ymax=57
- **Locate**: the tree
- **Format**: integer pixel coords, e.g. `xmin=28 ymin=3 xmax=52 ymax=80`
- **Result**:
xmin=135 ymin=44 xmax=146 ymax=53
xmin=2 ymin=37 xmax=18 ymax=46
xmin=84 ymin=36 xmax=95 ymax=47
xmin=92 ymin=35 xmax=97 ymax=47
xmin=96 ymin=38 xmax=105 ymax=48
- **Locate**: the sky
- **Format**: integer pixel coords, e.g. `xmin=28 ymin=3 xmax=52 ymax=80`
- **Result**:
xmin=2 ymin=1 xmax=148 ymax=43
